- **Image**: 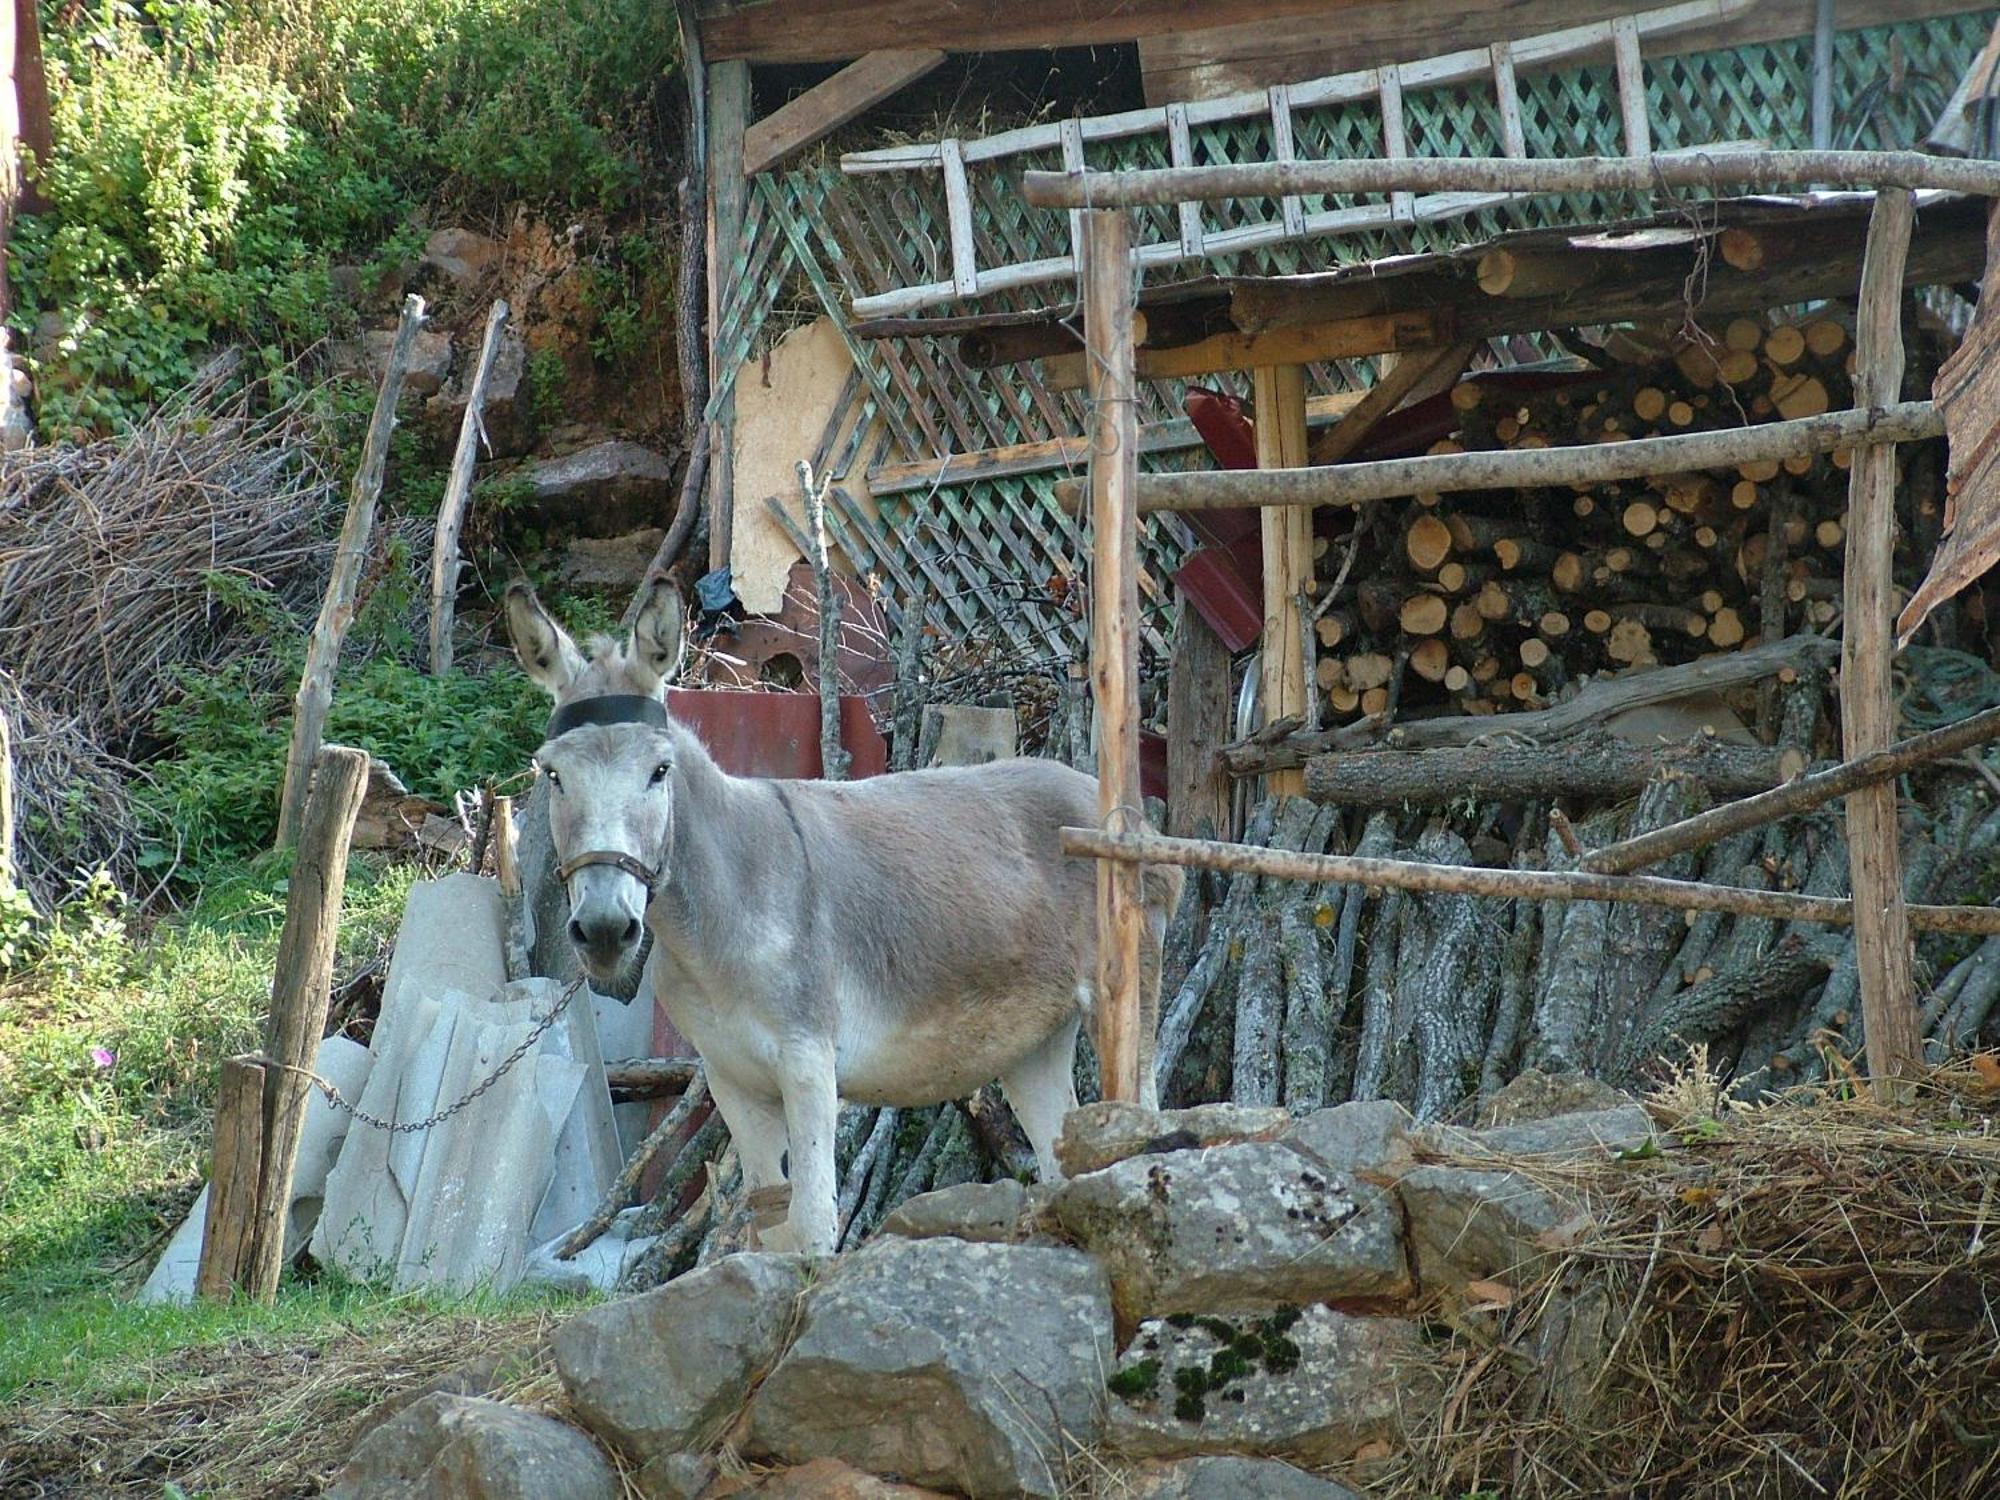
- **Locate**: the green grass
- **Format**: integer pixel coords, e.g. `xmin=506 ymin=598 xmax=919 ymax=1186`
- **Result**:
xmin=0 ymin=856 xmax=467 ymax=1405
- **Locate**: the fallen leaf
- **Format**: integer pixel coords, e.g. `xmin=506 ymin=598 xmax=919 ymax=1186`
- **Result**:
xmin=1465 ymin=1278 xmax=1516 ymax=1309
xmin=1969 ymin=1052 xmax=2000 ymax=1093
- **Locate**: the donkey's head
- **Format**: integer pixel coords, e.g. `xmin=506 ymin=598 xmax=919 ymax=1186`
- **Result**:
xmin=506 ymin=578 xmax=685 ymax=984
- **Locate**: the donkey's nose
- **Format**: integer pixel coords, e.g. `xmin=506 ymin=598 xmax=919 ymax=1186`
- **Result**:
xmin=568 ymin=912 xmax=642 ymax=965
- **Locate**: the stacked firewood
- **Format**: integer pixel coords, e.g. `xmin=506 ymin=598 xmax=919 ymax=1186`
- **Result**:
xmin=1311 ymin=311 xmax=1857 ymax=724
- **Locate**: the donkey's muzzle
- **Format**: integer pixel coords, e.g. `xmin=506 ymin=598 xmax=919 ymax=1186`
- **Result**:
xmin=568 ymin=909 xmax=642 ymax=974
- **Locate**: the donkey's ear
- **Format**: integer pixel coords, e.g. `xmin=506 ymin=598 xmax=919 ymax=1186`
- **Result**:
xmin=629 ymin=577 xmax=686 ymax=687
xmin=504 ymin=581 xmax=584 ymax=695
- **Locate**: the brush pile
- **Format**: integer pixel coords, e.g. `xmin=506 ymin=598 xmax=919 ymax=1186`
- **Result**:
xmin=1382 ymin=1058 xmax=2000 ymax=1500
xmin=1311 ymin=311 xmax=1875 ymax=726
xmin=0 ymin=362 xmax=340 ymax=902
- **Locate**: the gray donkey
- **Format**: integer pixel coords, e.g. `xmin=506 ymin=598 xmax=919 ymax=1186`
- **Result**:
xmin=505 ymin=577 xmax=1182 ymax=1254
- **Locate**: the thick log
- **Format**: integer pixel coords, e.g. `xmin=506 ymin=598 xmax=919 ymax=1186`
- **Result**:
xmin=1622 ymin=934 xmax=1836 ymax=1077
xmin=1844 ymin=189 xmax=1921 ymax=1094
xmin=1020 ymin=150 xmax=2000 ymax=210
xmin=1124 ymin=402 xmax=1939 ymax=513
xmin=1167 ymin=597 xmax=1233 ymax=840
xmin=1223 ymin=633 xmax=1836 ymax=767
xmin=1301 ymin=732 xmax=1790 ymax=807
xmin=278 ymin=296 xmax=424 ymax=847
xmin=1582 ymin=702 xmax=2000 ymax=875
xmin=1059 ymin=826 xmax=2000 ymax=936
xmin=196 ymin=1056 xmax=268 ymax=1302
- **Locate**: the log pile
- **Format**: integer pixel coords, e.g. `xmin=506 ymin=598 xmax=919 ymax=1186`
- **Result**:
xmin=1310 ymin=313 xmax=1858 ymax=725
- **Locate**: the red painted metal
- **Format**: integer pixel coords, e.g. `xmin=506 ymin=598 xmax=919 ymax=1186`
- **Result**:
xmin=1173 ymin=545 xmax=1263 ymax=653
xmin=665 ymin=687 xmax=889 ymax=780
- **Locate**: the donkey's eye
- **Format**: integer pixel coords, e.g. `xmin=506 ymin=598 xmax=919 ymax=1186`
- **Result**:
xmin=649 ymin=762 xmax=671 ymax=787
xmin=544 ymin=767 xmax=563 ymax=791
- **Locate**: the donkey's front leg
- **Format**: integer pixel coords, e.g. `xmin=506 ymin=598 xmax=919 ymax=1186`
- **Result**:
xmin=775 ymin=1039 xmax=841 ymax=1255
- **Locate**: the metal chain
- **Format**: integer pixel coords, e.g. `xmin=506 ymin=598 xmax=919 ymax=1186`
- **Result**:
xmin=267 ymin=978 xmax=585 ymax=1135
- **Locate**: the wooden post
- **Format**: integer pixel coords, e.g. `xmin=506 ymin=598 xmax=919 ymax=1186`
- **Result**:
xmin=800 ymin=461 xmax=852 ymax=781
xmin=1255 ymin=363 xmax=1311 ymax=798
xmin=429 ymin=299 xmax=510 ymax=675
xmin=1166 ymin=596 xmax=1232 ymax=841
xmin=277 ymin=295 xmax=424 ymax=848
xmin=494 ymin=793 xmax=520 ymax=899
xmin=1843 ymin=188 xmax=1921 ymax=1096
xmin=195 ymin=1057 xmax=268 ymax=1302
xmin=1083 ymin=208 xmax=1145 ymax=1105
xmin=705 ymin=60 xmax=751 ymax=577
xmin=245 ymin=744 xmax=369 ymax=1300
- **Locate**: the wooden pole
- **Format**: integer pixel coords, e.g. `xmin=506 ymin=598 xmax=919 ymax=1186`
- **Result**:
xmin=799 ymin=460 xmax=851 ymax=781
xmin=1844 ymin=188 xmax=1921 ymax=1096
xmin=1584 ymin=703 xmax=2000 ymax=876
xmin=428 ymin=299 xmax=509 ymax=675
xmin=705 ymin=60 xmax=750 ymax=577
xmin=1061 ymin=826 xmax=2000 ymax=937
xmin=1166 ymin=596 xmax=1232 ymax=840
xmin=1255 ymin=363 xmax=1311 ymax=799
xmin=1019 ymin=150 xmax=2000 ymax=210
xmin=1084 ymin=207 xmax=1145 ymax=1105
xmin=245 ymin=744 xmax=369 ymax=1301
xmin=1105 ymin=402 xmax=1941 ymax=514
xmin=195 ymin=1057 xmax=268 ymax=1302
xmin=1810 ymin=0 xmax=1836 ymax=153
xmin=277 ymin=294 xmax=424 ymax=847
xmin=494 ymin=793 xmax=520 ymax=899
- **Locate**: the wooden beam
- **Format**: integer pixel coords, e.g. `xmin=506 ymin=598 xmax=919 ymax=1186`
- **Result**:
xmin=1167 ymin=596 xmax=1233 ymax=842
xmin=1020 ymin=150 xmax=2000 ymax=209
xmin=706 ymin=59 xmax=751 ymax=575
xmin=742 ymin=49 xmax=944 ymax=176
xmin=698 ymin=0 xmax=1342 ymax=63
xmin=1843 ymin=188 xmax=1920 ymax=1096
xmin=1082 ymin=208 xmax=1145 ymax=1106
xmin=1255 ymin=363 xmax=1311 ymax=800
xmin=1043 ymin=309 xmax=1448 ymax=387
xmin=1309 ymin=341 xmax=1475 ymax=466
xmin=1062 ymin=825 xmax=2000 ymax=937
xmin=1112 ymin=401 xmax=1940 ymax=513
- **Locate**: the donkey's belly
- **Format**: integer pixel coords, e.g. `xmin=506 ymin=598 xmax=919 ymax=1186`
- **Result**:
xmin=834 ymin=989 xmax=1076 ymax=1107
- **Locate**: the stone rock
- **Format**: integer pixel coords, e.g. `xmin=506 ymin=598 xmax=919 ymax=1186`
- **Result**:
xmin=528 ymin=439 xmax=679 ymax=535
xmin=1056 ymin=1101 xmax=1290 ymax=1177
xmin=877 ymin=1178 xmax=1048 ymax=1243
xmin=555 ymin=1252 xmax=808 ymax=1461
xmin=1398 ymin=1164 xmax=1582 ymax=1288
xmin=374 ymin=327 xmax=454 ymax=397
xmin=559 ymin=527 xmax=666 ymax=591
xmin=1053 ymin=1143 xmax=1411 ymax=1327
xmin=1280 ymin=1100 xmax=1416 ymax=1176
xmin=326 ymin=1392 xmax=616 ymax=1500
xmin=634 ymin=1450 xmax=718 ymax=1500
xmin=1115 ymin=1454 xmax=1364 ymax=1499
xmin=426 ymin=328 xmax=534 ymax=457
xmin=745 ymin=1457 xmax=954 ymax=1497
xmin=424 ymin=227 xmax=504 ymax=291
xmin=1481 ymin=1068 xmax=1632 ymax=1126
xmin=1420 ymin=1104 xmax=1657 ymax=1163
xmin=1105 ymin=1306 xmax=1431 ymax=1466
xmin=748 ymin=1236 xmax=1113 ymax=1499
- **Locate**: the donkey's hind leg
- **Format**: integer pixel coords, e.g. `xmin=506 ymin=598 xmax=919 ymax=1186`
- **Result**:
xmin=998 ymin=1011 xmax=1081 ymax=1182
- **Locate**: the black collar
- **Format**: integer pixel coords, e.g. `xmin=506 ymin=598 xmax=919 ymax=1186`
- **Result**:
xmin=547 ymin=694 xmax=672 ymax=741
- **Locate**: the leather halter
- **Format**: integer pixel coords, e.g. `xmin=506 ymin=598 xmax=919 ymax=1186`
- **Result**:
xmin=544 ymin=693 xmax=672 ymax=895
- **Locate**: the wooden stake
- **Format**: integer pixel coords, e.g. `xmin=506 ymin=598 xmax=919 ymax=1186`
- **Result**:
xmin=1843 ymin=188 xmax=1920 ymax=1095
xmin=196 ymin=1057 xmax=268 ymax=1302
xmin=277 ymin=295 xmax=424 ymax=848
xmin=1256 ymin=362 xmax=1311 ymax=799
xmin=1061 ymin=826 xmax=2000 ymax=937
xmin=799 ymin=461 xmax=851 ymax=781
xmin=494 ymin=794 xmax=520 ymax=899
xmin=428 ymin=300 xmax=510 ymax=675
xmin=1167 ymin=597 xmax=1232 ymax=840
xmin=1083 ymin=209 xmax=1145 ymax=1106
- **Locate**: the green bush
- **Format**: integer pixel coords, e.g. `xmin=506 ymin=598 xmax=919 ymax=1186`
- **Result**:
xmin=12 ymin=0 xmax=679 ymax=436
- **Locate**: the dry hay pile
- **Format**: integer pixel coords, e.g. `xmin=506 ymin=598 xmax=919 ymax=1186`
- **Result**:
xmin=1386 ymin=1057 xmax=2000 ymax=1500
xmin=0 ymin=360 xmax=340 ymax=904
xmin=0 ymin=1308 xmax=566 ymax=1499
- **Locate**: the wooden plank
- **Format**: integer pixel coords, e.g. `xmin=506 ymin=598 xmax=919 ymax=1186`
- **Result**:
xmin=707 ymin=59 xmax=752 ymax=574
xmin=196 ymin=1057 xmax=267 ymax=1302
xmin=940 ymin=138 xmax=980 ymax=298
xmin=742 ymin=48 xmax=944 ymax=176
xmin=1063 ymin=825 xmax=2000 ymax=936
xmin=1082 ymin=208 xmax=1146 ymax=1105
xmin=1043 ymin=309 xmax=1449 ymax=387
xmin=1255 ymin=363 xmax=1312 ymax=801
xmin=1167 ymin=596 xmax=1234 ymax=841
xmin=700 ymin=0 xmax=1342 ymax=63
xmin=1612 ymin=15 xmax=1653 ymax=158
xmin=1843 ymin=187 xmax=1920 ymax=1097
xmin=867 ymin=390 xmax=1367 ymax=494
xmin=1166 ymin=103 xmax=1205 ymax=258
xmin=1491 ymin=41 xmax=1527 ymax=158
xmin=1137 ymin=0 xmax=1955 ymax=105
xmin=1269 ymin=85 xmax=1306 ymax=237
xmin=248 ymin=744 xmax=370 ymax=1302
xmin=1377 ymin=64 xmax=1414 ymax=226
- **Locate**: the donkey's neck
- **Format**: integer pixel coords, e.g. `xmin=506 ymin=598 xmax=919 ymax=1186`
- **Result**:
xmin=647 ymin=723 xmax=788 ymax=958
